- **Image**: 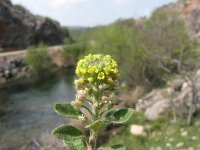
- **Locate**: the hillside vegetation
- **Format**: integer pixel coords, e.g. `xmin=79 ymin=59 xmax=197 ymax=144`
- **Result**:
xmin=66 ymin=9 xmax=200 ymax=88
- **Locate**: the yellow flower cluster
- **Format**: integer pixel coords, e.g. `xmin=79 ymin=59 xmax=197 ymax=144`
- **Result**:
xmin=75 ymin=54 xmax=119 ymax=85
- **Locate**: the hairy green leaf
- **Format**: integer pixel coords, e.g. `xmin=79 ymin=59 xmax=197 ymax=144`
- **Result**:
xmin=106 ymin=108 xmax=133 ymax=124
xmin=85 ymin=120 xmax=104 ymax=131
xmin=54 ymin=103 xmax=83 ymax=119
xmin=64 ymin=138 xmax=85 ymax=150
xmin=105 ymin=110 xmax=115 ymax=119
xmin=98 ymin=144 xmax=126 ymax=150
xmin=52 ymin=125 xmax=84 ymax=140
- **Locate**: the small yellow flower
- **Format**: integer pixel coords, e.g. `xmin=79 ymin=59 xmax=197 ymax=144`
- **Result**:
xmin=78 ymin=78 xmax=84 ymax=84
xmin=75 ymin=54 xmax=119 ymax=87
xmin=107 ymin=77 xmax=113 ymax=83
xmin=105 ymin=55 xmax=111 ymax=59
xmin=95 ymin=68 xmax=99 ymax=73
xmin=111 ymin=60 xmax=117 ymax=67
xmin=80 ymin=68 xmax=86 ymax=74
xmin=112 ymin=69 xmax=119 ymax=74
xmin=75 ymin=69 xmax=81 ymax=75
xmin=87 ymin=77 xmax=94 ymax=83
xmin=87 ymin=67 xmax=95 ymax=74
xmin=97 ymin=72 xmax=105 ymax=80
xmin=103 ymin=67 xmax=111 ymax=75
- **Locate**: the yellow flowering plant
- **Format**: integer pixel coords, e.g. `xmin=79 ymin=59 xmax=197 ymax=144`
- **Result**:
xmin=52 ymin=54 xmax=134 ymax=150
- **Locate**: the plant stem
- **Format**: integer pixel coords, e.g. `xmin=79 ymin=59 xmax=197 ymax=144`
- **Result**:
xmin=87 ymin=131 xmax=97 ymax=150
xmin=81 ymin=105 xmax=93 ymax=117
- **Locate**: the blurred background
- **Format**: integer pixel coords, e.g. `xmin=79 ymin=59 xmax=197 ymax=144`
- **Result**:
xmin=0 ymin=0 xmax=200 ymax=149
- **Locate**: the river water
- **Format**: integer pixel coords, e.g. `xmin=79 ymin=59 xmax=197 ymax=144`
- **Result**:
xmin=0 ymin=74 xmax=75 ymax=149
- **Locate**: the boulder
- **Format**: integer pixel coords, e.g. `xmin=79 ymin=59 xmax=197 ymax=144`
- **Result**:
xmin=130 ymin=124 xmax=145 ymax=136
xmin=170 ymin=78 xmax=185 ymax=91
xmin=145 ymin=99 xmax=171 ymax=121
xmin=136 ymin=69 xmax=200 ymax=121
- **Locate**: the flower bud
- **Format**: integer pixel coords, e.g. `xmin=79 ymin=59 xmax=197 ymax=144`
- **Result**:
xmin=78 ymin=96 xmax=87 ymax=102
xmin=75 ymin=79 xmax=84 ymax=90
xmin=93 ymin=101 xmax=98 ymax=108
xmin=101 ymin=96 xmax=109 ymax=101
xmin=77 ymin=90 xmax=87 ymax=102
xmin=71 ymin=100 xmax=83 ymax=109
xmin=102 ymin=84 xmax=109 ymax=89
xmin=99 ymin=84 xmax=103 ymax=90
xmin=78 ymin=114 xmax=87 ymax=123
xmin=109 ymin=93 xmax=116 ymax=99
xmin=85 ymin=88 xmax=92 ymax=95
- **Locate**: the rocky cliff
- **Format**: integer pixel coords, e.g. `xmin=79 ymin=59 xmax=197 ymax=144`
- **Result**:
xmin=0 ymin=0 xmax=71 ymax=51
xmin=159 ymin=0 xmax=200 ymax=42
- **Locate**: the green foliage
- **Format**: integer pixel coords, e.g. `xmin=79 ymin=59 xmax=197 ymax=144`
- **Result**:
xmin=53 ymin=54 xmax=133 ymax=150
xmin=25 ymin=43 xmax=53 ymax=75
xmin=62 ymin=43 xmax=86 ymax=63
xmin=52 ymin=125 xmax=85 ymax=140
xmin=54 ymin=103 xmax=83 ymax=119
xmin=98 ymin=144 xmax=126 ymax=150
xmin=86 ymin=120 xmax=104 ymax=132
xmin=64 ymin=138 xmax=86 ymax=150
xmin=108 ymin=108 xmax=134 ymax=124
xmin=78 ymin=24 xmax=133 ymax=61
xmin=104 ymin=112 xmax=200 ymax=150
xmin=73 ymin=10 xmax=199 ymax=87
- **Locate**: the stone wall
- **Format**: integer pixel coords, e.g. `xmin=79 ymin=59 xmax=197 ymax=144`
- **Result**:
xmin=0 ymin=50 xmax=27 ymax=83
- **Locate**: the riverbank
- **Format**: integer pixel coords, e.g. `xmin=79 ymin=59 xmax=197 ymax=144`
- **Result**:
xmin=0 ymin=45 xmax=76 ymax=87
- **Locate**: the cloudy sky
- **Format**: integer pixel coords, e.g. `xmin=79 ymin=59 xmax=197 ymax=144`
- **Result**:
xmin=12 ymin=0 xmax=176 ymax=27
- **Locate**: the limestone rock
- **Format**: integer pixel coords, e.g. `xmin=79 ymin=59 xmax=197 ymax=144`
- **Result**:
xmin=136 ymin=69 xmax=200 ymax=121
xmin=130 ymin=124 xmax=144 ymax=136
xmin=145 ymin=99 xmax=170 ymax=121
xmin=176 ymin=142 xmax=184 ymax=148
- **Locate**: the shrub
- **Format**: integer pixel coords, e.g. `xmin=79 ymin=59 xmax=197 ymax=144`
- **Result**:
xmin=62 ymin=43 xmax=86 ymax=64
xmin=25 ymin=43 xmax=53 ymax=75
xmin=76 ymin=10 xmax=199 ymax=87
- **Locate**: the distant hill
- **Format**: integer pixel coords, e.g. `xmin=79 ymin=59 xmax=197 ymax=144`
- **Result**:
xmin=0 ymin=0 xmax=72 ymax=51
xmin=67 ymin=26 xmax=87 ymax=31
xmin=67 ymin=26 xmax=88 ymax=41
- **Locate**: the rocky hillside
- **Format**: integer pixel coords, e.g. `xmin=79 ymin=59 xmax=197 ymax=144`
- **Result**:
xmin=159 ymin=0 xmax=200 ymax=42
xmin=0 ymin=0 xmax=72 ymax=51
xmin=136 ymin=69 xmax=200 ymax=123
xmin=119 ymin=0 xmax=200 ymax=42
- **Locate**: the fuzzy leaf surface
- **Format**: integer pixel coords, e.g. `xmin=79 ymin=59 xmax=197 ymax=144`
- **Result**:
xmin=85 ymin=120 xmax=104 ymax=131
xmin=52 ymin=125 xmax=84 ymax=140
xmin=106 ymin=108 xmax=133 ymax=124
xmin=64 ymin=138 xmax=85 ymax=150
xmin=54 ymin=103 xmax=83 ymax=119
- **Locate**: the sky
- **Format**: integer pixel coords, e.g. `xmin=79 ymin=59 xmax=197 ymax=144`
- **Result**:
xmin=12 ymin=0 xmax=176 ymax=27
